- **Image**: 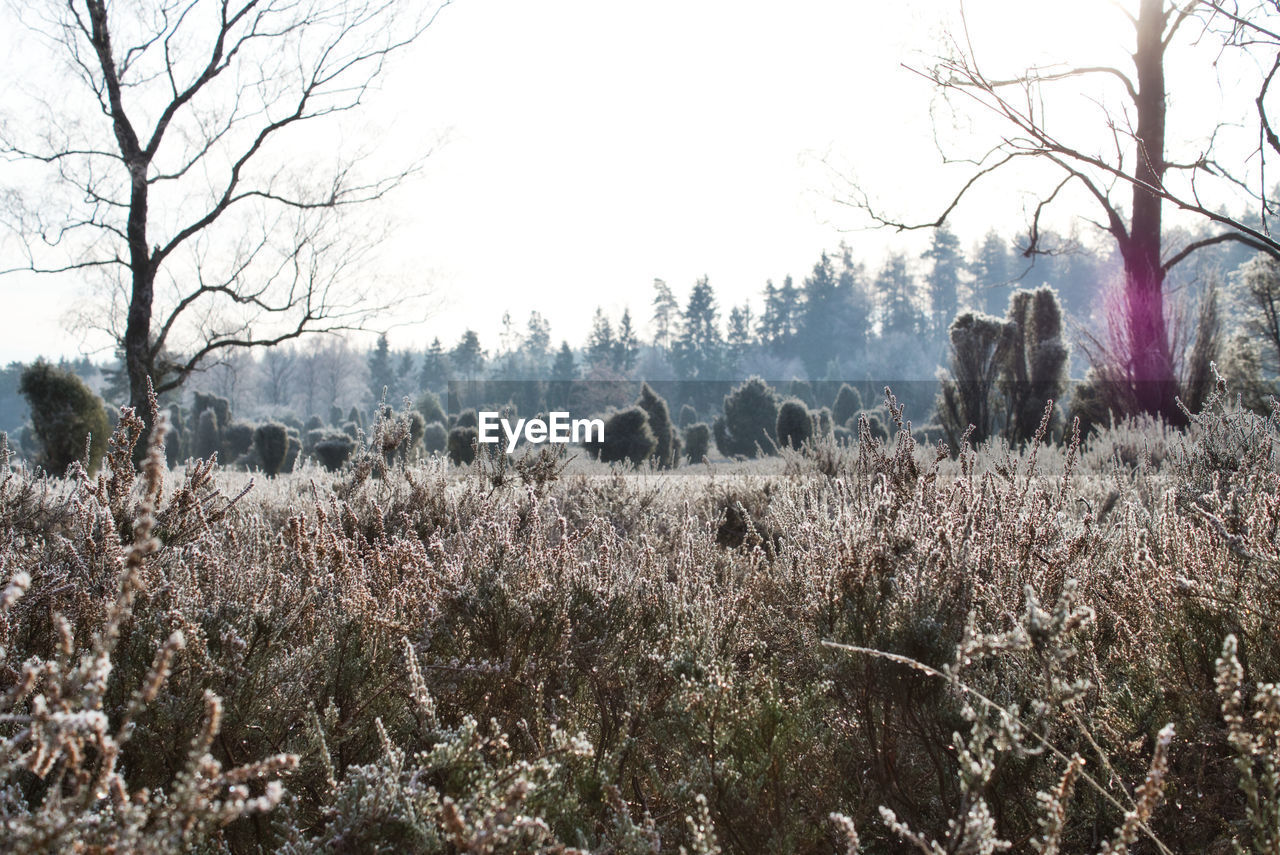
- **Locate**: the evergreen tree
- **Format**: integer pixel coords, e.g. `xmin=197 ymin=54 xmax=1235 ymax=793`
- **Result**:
xmin=615 ymin=309 xmax=639 ymax=373
xmin=970 ymin=230 xmax=1012 ymax=316
xmin=835 ymin=243 xmax=873 ymax=356
xmin=799 ymin=252 xmax=840 ymax=378
xmin=876 ymin=252 xmax=921 ymax=338
xmin=756 ymin=279 xmax=784 ymax=350
xmin=726 ymin=304 xmax=754 ymax=374
xmin=524 ymin=312 xmax=552 ymax=375
xmin=587 ymin=308 xmax=616 ymax=368
xmin=368 ymin=333 xmax=395 ymax=403
xmin=673 ymin=276 xmax=723 ymax=382
xmin=651 ymin=279 xmax=679 ymax=353
xmin=396 ymin=351 xmax=416 ymax=400
xmin=548 ymin=341 xmax=577 ymax=409
xmin=420 ymin=338 xmax=450 ymax=392
xmin=451 ymin=330 xmax=485 ymax=380
xmin=923 ymin=225 xmax=964 ymax=335
xmin=776 ymin=275 xmax=802 ymax=357
xmin=551 ymin=341 xmax=578 ymax=381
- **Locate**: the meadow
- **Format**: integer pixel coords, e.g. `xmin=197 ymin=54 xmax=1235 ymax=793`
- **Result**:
xmin=1 ymin=386 xmax=1279 ymax=854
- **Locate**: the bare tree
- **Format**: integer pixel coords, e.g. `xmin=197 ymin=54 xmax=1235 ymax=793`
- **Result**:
xmin=838 ymin=0 xmax=1280 ymax=424
xmin=256 ymin=344 xmax=298 ymax=411
xmin=0 ymin=0 xmax=448 ymax=414
xmin=311 ymin=335 xmax=366 ymax=414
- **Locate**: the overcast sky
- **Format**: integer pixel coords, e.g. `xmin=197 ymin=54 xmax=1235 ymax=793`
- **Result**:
xmin=0 ymin=0 xmax=1259 ymax=363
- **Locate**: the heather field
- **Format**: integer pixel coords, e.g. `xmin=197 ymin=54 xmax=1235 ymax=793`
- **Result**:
xmin=1 ymin=388 xmax=1279 ymax=854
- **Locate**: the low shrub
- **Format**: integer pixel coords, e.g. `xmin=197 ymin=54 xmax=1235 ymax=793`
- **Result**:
xmin=583 ymin=407 xmax=656 ymax=466
xmin=448 ymin=425 xmax=478 ymax=465
xmin=684 ymin=422 xmax=711 ymax=463
xmin=776 ymin=399 xmax=813 ymax=450
xmin=254 ymin=422 xmax=289 ymax=476
xmin=313 ymin=433 xmax=356 ymax=471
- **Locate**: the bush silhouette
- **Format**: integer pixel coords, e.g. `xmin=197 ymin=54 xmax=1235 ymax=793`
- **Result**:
xmin=812 ymin=406 xmax=833 ymax=437
xmin=283 ymin=432 xmax=301 ymax=474
xmin=194 ymin=409 xmax=221 ymax=460
xmin=684 ymin=422 xmax=711 ymax=464
xmin=18 ymin=360 xmax=110 ymax=476
xmin=636 ymin=383 xmax=676 ymax=468
xmin=192 ymin=392 xmax=231 ymax=430
xmin=713 ymin=377 xmax=778 ymax=458
xmin=832 ymin=383 xmax=862 ymax=427
xmin=679 ymin=403 xmax=697 ymax=428
xmin=584 ymin=407 xmax=656 ymax=466
xmin=937 ymin=311 xmax=1013 ymax=447
xmin=313 ymin=433 xmax=355 ymax=472
xmin=448 ymin=426 xmax=478 ymax=465
xmin=788 ymin=378 xmax=815 ymax=408
xmin=1002 ymin=286 xmax=1069 ymax=444
xmin=937 ymin=287 xmax=1069 ymax=448
xmin=254 ymin=423 xmax=289 ymax=477
xmin=776 ymin=399 xmax=814 ymax=450
xmin=222 ymin=421 xmax=255 ymax=465
xmin=415 ymin=391 xmax=446 ymax=426
xmin=423 ymin=422 xmax=448 ymax=454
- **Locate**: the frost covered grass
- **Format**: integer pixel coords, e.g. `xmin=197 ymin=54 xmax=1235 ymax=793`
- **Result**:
xmin=1 ymin=387 xmax=1279 ymax=852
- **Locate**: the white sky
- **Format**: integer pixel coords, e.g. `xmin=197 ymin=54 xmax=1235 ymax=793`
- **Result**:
xmin=0 ymin=0 xmax=1263 ymax=362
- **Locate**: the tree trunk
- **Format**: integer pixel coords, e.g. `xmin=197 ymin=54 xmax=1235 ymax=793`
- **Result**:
xmin=1126 ymin=0 xmax=1183 ymax=424
xmin=123 ymin=157 xmax=154 ymax=416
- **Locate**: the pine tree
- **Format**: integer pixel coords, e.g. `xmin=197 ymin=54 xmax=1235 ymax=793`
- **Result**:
xmin=756 ymin=279 xmax=784 ymax=350
xmin=551 ymin=341 xmax=578 ymax=381
xmin=726 ymin=304 xmax=754 ymax=374
xmin=524 ymin=312 xmax=552 ymax=375
xmin=799 ymin=252 xmax=840 ymax=378
xmin=451 ymin=330 xmax=485 ymax=380
xmin=548 ymin=342 xmax=577 ymax=410
xmin=776 ymin=275 xmax=802 ymax=357
xmin=420 ymin=338 xmax=450 ymax=392
xmin=923 ymin=225 xmax=964 ymax=336
xmin=673 ymin=276 xmax=723 ymax=382
xmin=368 ymin=333 xmax=395 ymax=403
xmin=835 ymin=243 xmax=873 ymax=357
xmin=587 ymin=308 xmax=616 ymax=368
xmin=651 ymin=279 xmax=679 ymax=353
xmin=875 ymin=253 xmax=921 ymax=338
xmin=396 ymin=351 xmax=416 ymax=400
xmin=615 ymin=309 xmax=639 ymax=373
xmin=971 ymin=230 xmax=1012 ymax=316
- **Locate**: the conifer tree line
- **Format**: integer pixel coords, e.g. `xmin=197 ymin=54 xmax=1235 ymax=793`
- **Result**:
xmin=0 ymin=218 xmax=1273 ymax=472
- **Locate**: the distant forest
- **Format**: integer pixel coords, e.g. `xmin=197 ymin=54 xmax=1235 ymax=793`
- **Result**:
xmin=0 ymin=219 xmax=1263 ymax=438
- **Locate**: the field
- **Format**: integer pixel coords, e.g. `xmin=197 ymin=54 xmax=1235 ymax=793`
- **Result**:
xmin=2 ymin=389 xmax=1280 ymax=854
